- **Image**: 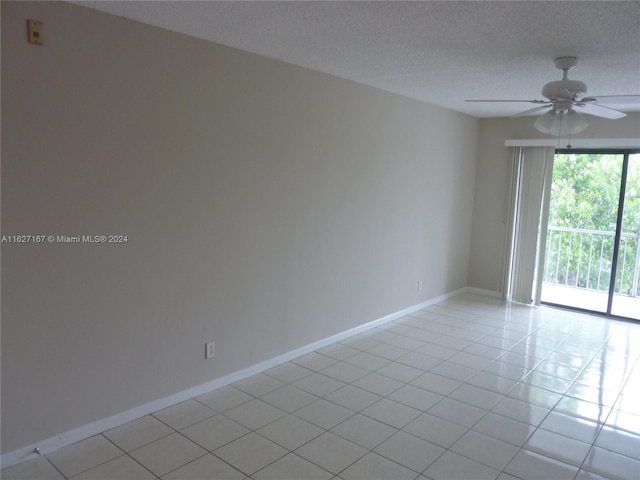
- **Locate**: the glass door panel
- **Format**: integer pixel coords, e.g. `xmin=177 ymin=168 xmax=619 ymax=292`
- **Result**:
xmin=611 ymin=154 xmax=640 ymax=320
xmin=541 ymin=153 xmax=624 ymax=313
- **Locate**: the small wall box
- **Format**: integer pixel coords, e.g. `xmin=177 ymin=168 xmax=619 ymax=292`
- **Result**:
xmin=28 ymin=20 xmax=43 ymax=46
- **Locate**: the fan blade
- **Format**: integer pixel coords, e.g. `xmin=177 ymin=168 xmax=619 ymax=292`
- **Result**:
xmin=511 ymin=105 xmax=552 ymax=117
xmin=465 ymin=99 xmax=547 ymax=103
xmin=574 ymin=103 xmax=626 ymax=119
xmin=581 ymin=95 xmax=640 ymax=104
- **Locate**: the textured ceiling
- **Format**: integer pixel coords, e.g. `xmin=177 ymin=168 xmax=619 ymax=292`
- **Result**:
xmin=74 ymin=1 xmax=640 ymax=118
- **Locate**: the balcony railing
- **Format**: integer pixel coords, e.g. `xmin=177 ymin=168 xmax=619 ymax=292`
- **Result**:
xmin=543 ymin=226 xmax=640 ymax=298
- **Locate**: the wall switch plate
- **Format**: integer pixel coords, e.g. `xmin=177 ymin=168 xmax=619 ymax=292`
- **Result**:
xmin=205 ymin=341 xmax=215 ymax=359
xmin=27 ymin=20 xmax=43 ymax=46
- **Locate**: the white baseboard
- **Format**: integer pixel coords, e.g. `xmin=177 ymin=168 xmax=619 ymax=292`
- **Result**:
xmin=464 ymin=286 xmax=504 ymax=299
xmin=2 ymin=286 xmax=475 ymax=469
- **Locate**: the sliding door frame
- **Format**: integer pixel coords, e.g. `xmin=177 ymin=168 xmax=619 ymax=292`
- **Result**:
xmin=541 ymin=148 xmax=640 ymax=321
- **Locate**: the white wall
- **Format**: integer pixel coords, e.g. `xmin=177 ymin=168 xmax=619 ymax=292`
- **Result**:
xmin=1 ymin=1 xmax=479 ymax=454
xmin=468 ymin=113 xmax=640 ymax=293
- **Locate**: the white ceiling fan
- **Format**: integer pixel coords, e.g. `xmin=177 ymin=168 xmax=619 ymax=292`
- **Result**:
xmin=467 ymin=57 xmax=640 ymax=135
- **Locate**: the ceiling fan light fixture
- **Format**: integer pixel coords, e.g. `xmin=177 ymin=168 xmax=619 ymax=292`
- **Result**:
xmin=534 ymin=110 xmax=558 ymax=134
xmin=534 ymin=109 xmax=588 ymax=135
xmin=564 ymin=110 xmax=589 ymax=134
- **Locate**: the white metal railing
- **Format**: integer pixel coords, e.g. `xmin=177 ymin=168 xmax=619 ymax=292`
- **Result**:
xmin=543 ymin=226 xmax=640 ymax=297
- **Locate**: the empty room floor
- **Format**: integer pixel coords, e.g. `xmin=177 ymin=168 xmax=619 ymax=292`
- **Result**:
xmin=3 ymin=293 xmax=640 ymax=480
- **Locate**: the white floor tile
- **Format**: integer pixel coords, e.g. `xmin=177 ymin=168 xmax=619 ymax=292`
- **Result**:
xmin=71 ymin=455 xmax=155 ymax=480
xmin=129 ymin=432 xmax=206 ymax=477
xmin=554 ymin=396 xmax=612 ymax=424
xmin=410 ymin=371 xmax=462 ymax=395
xmin=383 ymin=333 xmax=427 ymax=351
xmin=403 ymin=412 xmax=467 ymax=448
xmin=366 ymin=342 xmax=411 ymax=361
xmin=292 ymin=352 xmax=338 ymax=371
xmin=232 ymin=373 xmax=285 ymax=397
xmin=472 ymin=412 xmax=536 ymax=447
xmin=317 ymin=343 xmax=360 ymax=361
xmin=565 ymin=382 xmax=619 ymax=407
xmin=463 ymin=342 xmax=506 ymax=360
xmin=604 ymin=408 xmax=640 ymax=435
xmin=582 ymin=445 xmax=640 ymax=480
xmin=424 ymin=450 xmax=500 ymax=480
xmin=451 ymin=430 xmax=519 ymax=470
xmin=387 ymin=384 xmax=443 ymax=411
xmin=430 ymin=361 xmax=478 ymax=382
xmin=497 ymin=473 xmax=526 ymax=480
xmin=213 ymin=432 xmax=287 ymax=476
xmin=416 ymin=342 xmax=457 ymax=360
xmin=432 ymin=334 xmax=473 ymax=351
xmin=492 ymin=397 xmax=550 ymax=426
xmin=374 ymin=430 xmax=445 ymax=473
xmin=507 ymin=383 xmax=563 ymax=409
xmin=295 ymin=432 xmax=367 ymax=475
xmin=467 ymin=371 xmax=519 ymax=394
xmin=574 ymin=469 xmax=610 ymax=480
xmin=375 ymin=361 xmax=423 ymax=383
xmin=0 ymin=457 xmax=65 ymax=480
xmin=538 ymin=410 xmax=602 ymax=443
xmin=339 ymin=452 xmax=417 ymax=480
xmin=338 ymin=334 xmax=380 ymax=352
xmin=331 ymin=413 xmax=397 ymax=450
xmin=104 ymin=415 xmax=173 ymax=452
xmin=260 ymin=384 xmax=317 ymax=412
xmin=223 ymin=398 xmax=286 ymax=430
xmin=162 ymin=453 xmax=245 ymax=479
xmin=427 ymin=397 xmax=486 ymax=428
xmin=525 ymin=428 xmax=591 ymax=466
xmin=483 ymin=361 xmax=531 ymax=381
xmin=256 ymin=414 xmax=324 ymax=450
xmin=395 ymin=350 xmax=442 ymax=370
xmin=449 ymin=383 xmax=504 ymax=410
xmin=195 ymin=385 xmax=252 ymax=412
xmin=614 ymin=391 xmax=640 ymax=416
xmin=180 ymin=413 xmax=250 ymax=451
xmin=594 ymin=425 xmax=640 ymax=460
xmin=361 ymin=398 xmax=421 ymax=428
xmin=264 ymin=362 xmax=314 ymax=384
xmin=522 ymin=371 xmax=573 ymax=394
xmin=343 ymin=351 xmax=390 ymax=371
xmin=504 ymin=449 xmax=579 ymax=480
xmin=152 ymin=399 xmax=215 ymax=430
xmin=352 ymin=372 xmax=404 ymax=396
xmin=292 ymin=372 xmax=346 ymax=396
xmin=295 ymin=398 xmax=354 ymax=429
xmin=253 ymin=453 xmax=333 ymax=480
xmin=324 ymin=385 xmax=381 ymax=411
xmin=46 ymin=436 xmax=123 ymax=478
xmin=448 ymin=351 xmax=493 ymax=369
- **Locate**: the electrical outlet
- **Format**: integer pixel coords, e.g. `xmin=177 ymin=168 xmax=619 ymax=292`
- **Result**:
xmin=417 ymin=281 xmax=423 ymax=292
xmin=205 ymin=341 xmax=215 ymax=359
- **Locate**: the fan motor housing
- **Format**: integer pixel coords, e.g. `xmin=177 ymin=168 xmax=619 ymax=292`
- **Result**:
xmin=542 ymin=79 xmax=587 ymax=100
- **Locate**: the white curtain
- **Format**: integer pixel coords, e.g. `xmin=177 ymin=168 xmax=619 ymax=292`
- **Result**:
xmin=504 ymin=147 xmax=555 ymax=305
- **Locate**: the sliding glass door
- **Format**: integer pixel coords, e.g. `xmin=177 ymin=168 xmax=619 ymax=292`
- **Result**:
xmin=541 ymin=151 xmax=640 ymax=320
xmin=611 ymin=153 xmax=640 ymax=320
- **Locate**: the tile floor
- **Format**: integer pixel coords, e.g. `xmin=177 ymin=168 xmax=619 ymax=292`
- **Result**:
xmin=3 ymin=293 xmax=640 ymax=479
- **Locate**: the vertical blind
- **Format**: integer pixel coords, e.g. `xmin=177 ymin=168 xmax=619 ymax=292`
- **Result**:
xmin=505 ymin=147 xmax=555 ymax=305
